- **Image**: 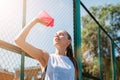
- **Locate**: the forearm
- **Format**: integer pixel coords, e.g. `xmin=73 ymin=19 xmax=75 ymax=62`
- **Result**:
xmin=15 ymin=18 xmax=38 ymax=43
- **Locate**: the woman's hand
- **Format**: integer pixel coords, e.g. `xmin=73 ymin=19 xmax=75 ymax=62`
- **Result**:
xmin=36 ymin=10 xmax=54 ymax=27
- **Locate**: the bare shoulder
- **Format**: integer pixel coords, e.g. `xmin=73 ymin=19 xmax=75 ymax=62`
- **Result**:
xmin=42 ymin=50 xmax=50 ymax=62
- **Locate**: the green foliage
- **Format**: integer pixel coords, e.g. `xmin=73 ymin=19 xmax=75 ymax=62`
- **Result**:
xmin=82 ymin=3 xmax=120 ymax=41
xmin=82 ymin=55 xmax=100 ymax=77
xmin=81 ymin=3 xmax=120 ymax=55
xmin=81 ymin=3 xmax=120 ymax=79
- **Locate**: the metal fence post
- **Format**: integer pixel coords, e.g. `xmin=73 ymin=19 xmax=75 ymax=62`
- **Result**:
xmin=111 ymin=41 xmax=116 ymax=80
xmin=20 ymin=52 xmax=25 ymax=80
xmin=98 ymin=26 xmax=103 ymax=80
xmin=20 ymin=0 xmax=26 ymax=80
xmin=73 ymin=0 xmax=82 ymax=80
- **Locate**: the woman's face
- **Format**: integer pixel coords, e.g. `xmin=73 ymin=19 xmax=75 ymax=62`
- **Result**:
xmin=53 ymin=30 xmax=71 ymax=48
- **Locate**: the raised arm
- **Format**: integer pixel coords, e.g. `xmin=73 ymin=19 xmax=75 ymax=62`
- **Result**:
xmin=14 ymin=18 xmax=49 ymax=68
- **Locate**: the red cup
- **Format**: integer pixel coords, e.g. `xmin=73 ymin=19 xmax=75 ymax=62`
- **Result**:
xmin=38 ymin=10 xmax=54 ymax=27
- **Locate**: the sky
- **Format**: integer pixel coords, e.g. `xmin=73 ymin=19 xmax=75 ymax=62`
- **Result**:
xmin=82 ymin=0 xmax=120 ymax=7
xmin=81 ymin=0 xmax=120 ymax=16
xmin=0 ymin=0 xmax=120 ymax=72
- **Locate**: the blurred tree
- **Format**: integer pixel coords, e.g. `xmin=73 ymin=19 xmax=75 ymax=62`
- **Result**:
xmin=81 ymin=3 xmax=120 ymax=79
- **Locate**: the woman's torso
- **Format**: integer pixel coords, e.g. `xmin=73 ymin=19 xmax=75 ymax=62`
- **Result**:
xmin=45 ymin=54 xmax=75 ymax=80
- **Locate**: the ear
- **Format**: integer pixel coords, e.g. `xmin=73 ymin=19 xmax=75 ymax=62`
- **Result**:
xmin=67 ymin=40 xmax=71 ymax=46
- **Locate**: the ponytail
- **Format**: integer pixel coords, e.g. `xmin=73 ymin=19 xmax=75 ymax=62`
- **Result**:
xmin=66 ymin=44 xmax=80 ymax=80
xmin=65 ymin=31 xmax=80 ymax=80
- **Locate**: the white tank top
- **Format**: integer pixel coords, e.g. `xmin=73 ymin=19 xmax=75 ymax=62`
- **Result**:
xmin=45 ymin=54 xmax=75 ymax=80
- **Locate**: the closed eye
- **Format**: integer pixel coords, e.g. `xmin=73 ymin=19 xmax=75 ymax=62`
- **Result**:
xmin=58 ymin=33 xmax=64 ymax=36
xmin=54 ymin=33 xmax=64 ymax=37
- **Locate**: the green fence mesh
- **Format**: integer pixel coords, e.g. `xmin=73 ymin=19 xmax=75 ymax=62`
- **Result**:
xmin=80 ymin=1 xmax=120 ymax=79
xmin=100 ymin=30 xmax=112 ymax=80
xmin=81 ymin=19 xmax=100 ymax=79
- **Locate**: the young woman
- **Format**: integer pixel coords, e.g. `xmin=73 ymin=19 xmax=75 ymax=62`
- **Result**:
xmin=15 ymin=17 xmax=79 ymax=80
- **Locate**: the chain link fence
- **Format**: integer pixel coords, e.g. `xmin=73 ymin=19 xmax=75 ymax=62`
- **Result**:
xmin=0 ymin=0 xmax=74 ymax=80
xmin=1 ymin=0 xmax=119 ymax=80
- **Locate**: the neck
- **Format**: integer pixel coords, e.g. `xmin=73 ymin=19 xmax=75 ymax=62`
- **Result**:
xmin=55 ymin=47 xmax=66 ymax=56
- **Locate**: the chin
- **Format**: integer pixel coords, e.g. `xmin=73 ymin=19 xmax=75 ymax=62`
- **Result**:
xmin=54 ymin=43 xmax=61 ymax=47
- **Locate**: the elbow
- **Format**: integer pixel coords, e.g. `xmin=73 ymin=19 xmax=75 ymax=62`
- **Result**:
xmin=14 ymin=37 xmax=24 ymax=47
xmin=14 ymin=38 xmax=20 ymax=46
xmin=14 ymin=38 xmax=19 ymax=45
